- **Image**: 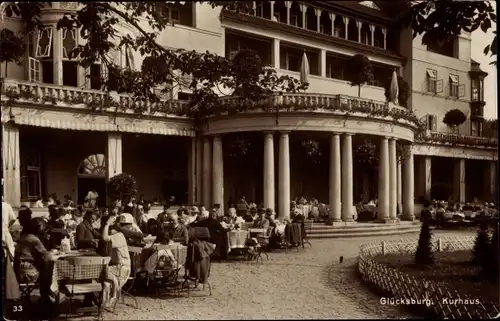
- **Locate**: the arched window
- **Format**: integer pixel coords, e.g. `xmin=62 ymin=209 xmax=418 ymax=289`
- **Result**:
xmin=78 ymin=154 xmax=107 ymax=177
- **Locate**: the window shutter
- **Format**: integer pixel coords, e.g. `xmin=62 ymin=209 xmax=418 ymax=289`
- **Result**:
xmin=436 ymin=79 xmax=443 ymax=93
xmin=28 ymin=58 xmax=41 ymax=82
xmin=84 ymin=67 xmax=91 ymax=89
xmin=432 ymin=115 xmax=437 ymax=131
xmin=458 ymin=84 xmax=465 ymax=98
xmin=35 ymin=28 xmax=53 ymax=58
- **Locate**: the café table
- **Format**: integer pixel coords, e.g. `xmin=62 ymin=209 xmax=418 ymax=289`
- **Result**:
xmin=50 ymin=249 xmax=110 ymax=293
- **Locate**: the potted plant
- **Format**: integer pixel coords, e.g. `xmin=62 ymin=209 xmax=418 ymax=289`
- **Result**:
xmin=346 ymin=54 xmax=374 ymax=97
xmin=107 ymin=173 xmax=138 ymax=204
xmin=384 ymin=75 xmax=411 ymax=108
xmin=442 ymin=109 xmax=466 ymax=132
xmin=0 ymin=28 xmax=25 ymax=78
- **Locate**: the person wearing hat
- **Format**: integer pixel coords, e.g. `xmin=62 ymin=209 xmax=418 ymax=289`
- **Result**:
xmin=185 ymin=206 xmax=199 ymax=225
xmin=118 ymin=213 xmax=144 ymax=244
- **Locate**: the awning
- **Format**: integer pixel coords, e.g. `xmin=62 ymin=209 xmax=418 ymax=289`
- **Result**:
xmin=426 ymin=69 xmax=437 ymax=78
xmin=2 ymin=107 xmax=195 ymax=137
xmin=449 ymin=74 xmax=459 ymax=83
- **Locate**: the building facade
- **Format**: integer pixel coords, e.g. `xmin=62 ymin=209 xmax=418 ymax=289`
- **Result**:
xmin=1 ymin=1 xmax=497 ymax=220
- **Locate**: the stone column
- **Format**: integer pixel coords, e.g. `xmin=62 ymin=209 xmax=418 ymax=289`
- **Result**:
xmin=320 ymin=49 xmax=327 ymax=78
xmin=389 ymin=138 xmax=398 ymax=220
xmin=453 ymin=158 xmax=466 ymax=203
xmin=273 ymin=39 xmax=280 ymax=69
xmin=487 ymin=161 xmax=497 ymax=202
xmin=202 ymin=137 xmax=212 ymax=207
xmin=341 ymin=134 xmax=354 ymax=222
xmin=315 ymin=8 xmax=321 ymax=33
xmin=377 ymin=137 xmax=390 ymax=221
xmin=53 ymin=28 xmax=63 ymax=85
xmin=397 ymin=158 xmax=403 ymax=216
xmin=403 ymin=145 xmax=415 ymax=220
xmin=278 ymin=132 xmax=290 ymax=220
xmin=382 ymin=28 xmax=387 ymax=49
xmin=270 ymin=1 xmax=274 ymax=20
xmin=187 ymin=137 xmax=196 ymax=205
xmin=417 ymin=156 xmax=432 ymax=200
xmin=300 ymin=4 xmax=306 ymax=29
xmin=263 ymin=132 xmax=275 ymax=210
xmin=212 ymin=135 xmax=224 ymax=214
xmin=329 ymin=13 xmax=335 ymax=36
xmin=329 ymin=133 xmax=342 ymax=222
xmin=2 ymin=122 xmax=21 ymax=207
xmin=344 ymin=17 xmax=349 ymax=39
xmin=107 ymin=133 xmax=122 ymax=179
xmin=285 ymin=1 xmax=291 ymax=25
xmin=195 ymin=137 xmax=203 ymax=204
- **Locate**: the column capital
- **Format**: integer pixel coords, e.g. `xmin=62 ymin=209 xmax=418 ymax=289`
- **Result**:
xmin=263 ymin=130 xmax=275 ymax=135
xmin=329 ymin=12 xmax=335 ymax=20
xmin=343 ymin=133 xmax=354 ymax=137
xmin=279 ymin=131 xmax=291 ymax=135
xmin=314 ymin=8 xmax=321 ymax=17
xmin=331 ymin=132 xmax=341 ymax=137
xmin=381 ymin=136 xmax=390 ymax=141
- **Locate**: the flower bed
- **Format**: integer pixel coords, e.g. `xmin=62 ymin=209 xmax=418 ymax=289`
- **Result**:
xmin=417 ymin=132 xmax=498 ymax=148
xmin=358 ymin=236 xmax=500 ymax=318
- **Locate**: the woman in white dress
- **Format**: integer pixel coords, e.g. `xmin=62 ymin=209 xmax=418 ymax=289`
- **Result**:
xmin=101 ymin=215 xmax=131 ymax=307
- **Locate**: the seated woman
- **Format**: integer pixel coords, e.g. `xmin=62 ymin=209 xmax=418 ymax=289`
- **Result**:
xmin=146 ymin=218 xmax=161 ymax=238
xmin=243 ymin=207 xmax=257 ymax=222
xmin=101 ymin=215 xmax=131 ymax=308
xmin=14 ymin=217 xmax=59 ymax=310
xmin=46 ymin=206 xmax=69 ymax=250
xmin=75 ymin=210 xmax=101 ymax=250
xmin=143 ymin=230 xmax=179 ymax=281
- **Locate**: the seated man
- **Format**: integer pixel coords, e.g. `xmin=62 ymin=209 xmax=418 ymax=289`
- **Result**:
xmin=252 ymin=209 xmax=270 ymax=230
xmin=166 ymin=212 xmax=189 ymax=245
xmin=75 ymin=210 xmax=101 ymax=250
xmin=118 ymin=213 xmax=144 ymax=244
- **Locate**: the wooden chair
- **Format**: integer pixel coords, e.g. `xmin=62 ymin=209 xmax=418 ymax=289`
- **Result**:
xmin=63 ymin=256 xmax=111 ymax=320
xmin=302 ymin=220 xmax=313 ymax=248
xmin=149 ymin=245 xmax=187 ymax=297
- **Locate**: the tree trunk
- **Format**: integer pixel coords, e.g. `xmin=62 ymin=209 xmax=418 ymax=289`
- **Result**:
xmin=358 ymin=85 xmax=361 ymax=97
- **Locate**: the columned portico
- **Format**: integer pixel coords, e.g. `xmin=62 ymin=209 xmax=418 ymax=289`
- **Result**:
xmin=388 ymin=138 xmax=398 ymax=220
xmin=341 ymin=134 xmax=354 ymax=222
xmin=453 ymin=158 xmax=466 ymax=203
xmin=263 ymin=132 xmax=276 ymax=210
xmin=278 ymin=132 xmax=290 ymax=220
xmin=403 ymin=145 xmax=415 ymax=220
xmin=377 ymin=137 xmax=390 ymax=221
xmin=212 ymin=135 xmax=224 ymax=213
xmin=329 ymin=133 xmax=342 ymax=222
xmin=202 ymin=137 xmax=212 ymax=207
xmin=2 ymin=121 xmax=21 ymax=207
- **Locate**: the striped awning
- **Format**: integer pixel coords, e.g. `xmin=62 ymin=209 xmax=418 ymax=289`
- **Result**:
xmin=2 ymin=107 xmax=195 ymax=137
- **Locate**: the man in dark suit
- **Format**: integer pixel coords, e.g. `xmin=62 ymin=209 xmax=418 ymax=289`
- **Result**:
xmin=252 ymin=209 xmax=270 ymax=230
xmin=75 ymin=210 xmax=101 ymax=249
xmin=195 ymin=210 xmax=228 ymax=260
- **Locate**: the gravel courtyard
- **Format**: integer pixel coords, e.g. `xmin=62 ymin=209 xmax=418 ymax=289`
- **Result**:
xmin=104 ymin=230 xmax=474 ymax=320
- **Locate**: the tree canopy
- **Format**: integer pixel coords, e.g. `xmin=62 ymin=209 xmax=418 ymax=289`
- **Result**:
xmin=2 ymin=0 xmax=497 ymax=114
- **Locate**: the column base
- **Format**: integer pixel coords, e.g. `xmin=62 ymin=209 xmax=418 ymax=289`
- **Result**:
xmin=332 ymin=218 xmax=343 ymax=222
xmin=331 ymin=221 xmax=357 ymax=227
xmin=375 ymin=218 xmax=398 ymax=223
xmin=402 ymin=216 xmax=415 ymax=221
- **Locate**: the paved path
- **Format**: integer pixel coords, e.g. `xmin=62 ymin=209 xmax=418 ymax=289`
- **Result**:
xmin=105 ymin=230 xmax=474 ymax=320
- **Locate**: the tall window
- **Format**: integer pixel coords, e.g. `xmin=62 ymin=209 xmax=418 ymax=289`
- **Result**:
xmin=471 ymin=78 xmax=479 ymax=101
xmin=426 ymin=69 xmax=437 ymax=93
xmin=21 ymin=151 xmax=42 ymax=200
xmin=449 ymin=74 xmax=459 ymax=98
xmin=32 ymin=27 xmax=54 ymax=84
xmin=62 ymin=27 xmax=79 ymax=87
xmin=427 ymin=114 xmax=437 ymax=131
xmin=471 ymin=120 xmax=482 ymax=137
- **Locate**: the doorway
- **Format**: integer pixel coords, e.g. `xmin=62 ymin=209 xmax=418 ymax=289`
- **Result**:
xmin=77 ymin=178 xmax=107 ymax=207
xmin=77 ymin=153 xmax=107 ymax=207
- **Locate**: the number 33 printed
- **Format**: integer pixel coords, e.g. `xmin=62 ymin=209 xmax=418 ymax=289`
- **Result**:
xmin=13 ymin=305 xmax=23 ymax=312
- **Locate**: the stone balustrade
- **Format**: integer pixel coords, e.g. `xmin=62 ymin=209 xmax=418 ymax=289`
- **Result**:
xmin=1 ymin=78 xmax=189 ymax=117
xmin=417 ymin=131 xmax=498 ymax=148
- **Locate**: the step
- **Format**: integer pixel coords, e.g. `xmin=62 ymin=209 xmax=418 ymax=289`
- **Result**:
xmin=309 ymin=228 xmax=421 ymax=239
xmin=309 ymin=224 xmax=420 ymax=233
xmin=310 ymin=222 xmax=420 ymax=229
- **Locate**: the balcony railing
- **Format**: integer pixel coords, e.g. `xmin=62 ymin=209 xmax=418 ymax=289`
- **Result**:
xmin=1 ymin=79 xmax=418 ymax=125
xmin=417 ymin=131 xmax=498 ymax=148
xmin=1 ymin=79 xmax=189 ymax=116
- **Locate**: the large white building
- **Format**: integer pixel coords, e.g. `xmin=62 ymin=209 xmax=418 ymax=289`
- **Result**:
xmin=1 ymin=1 xmax=497 ymax=221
